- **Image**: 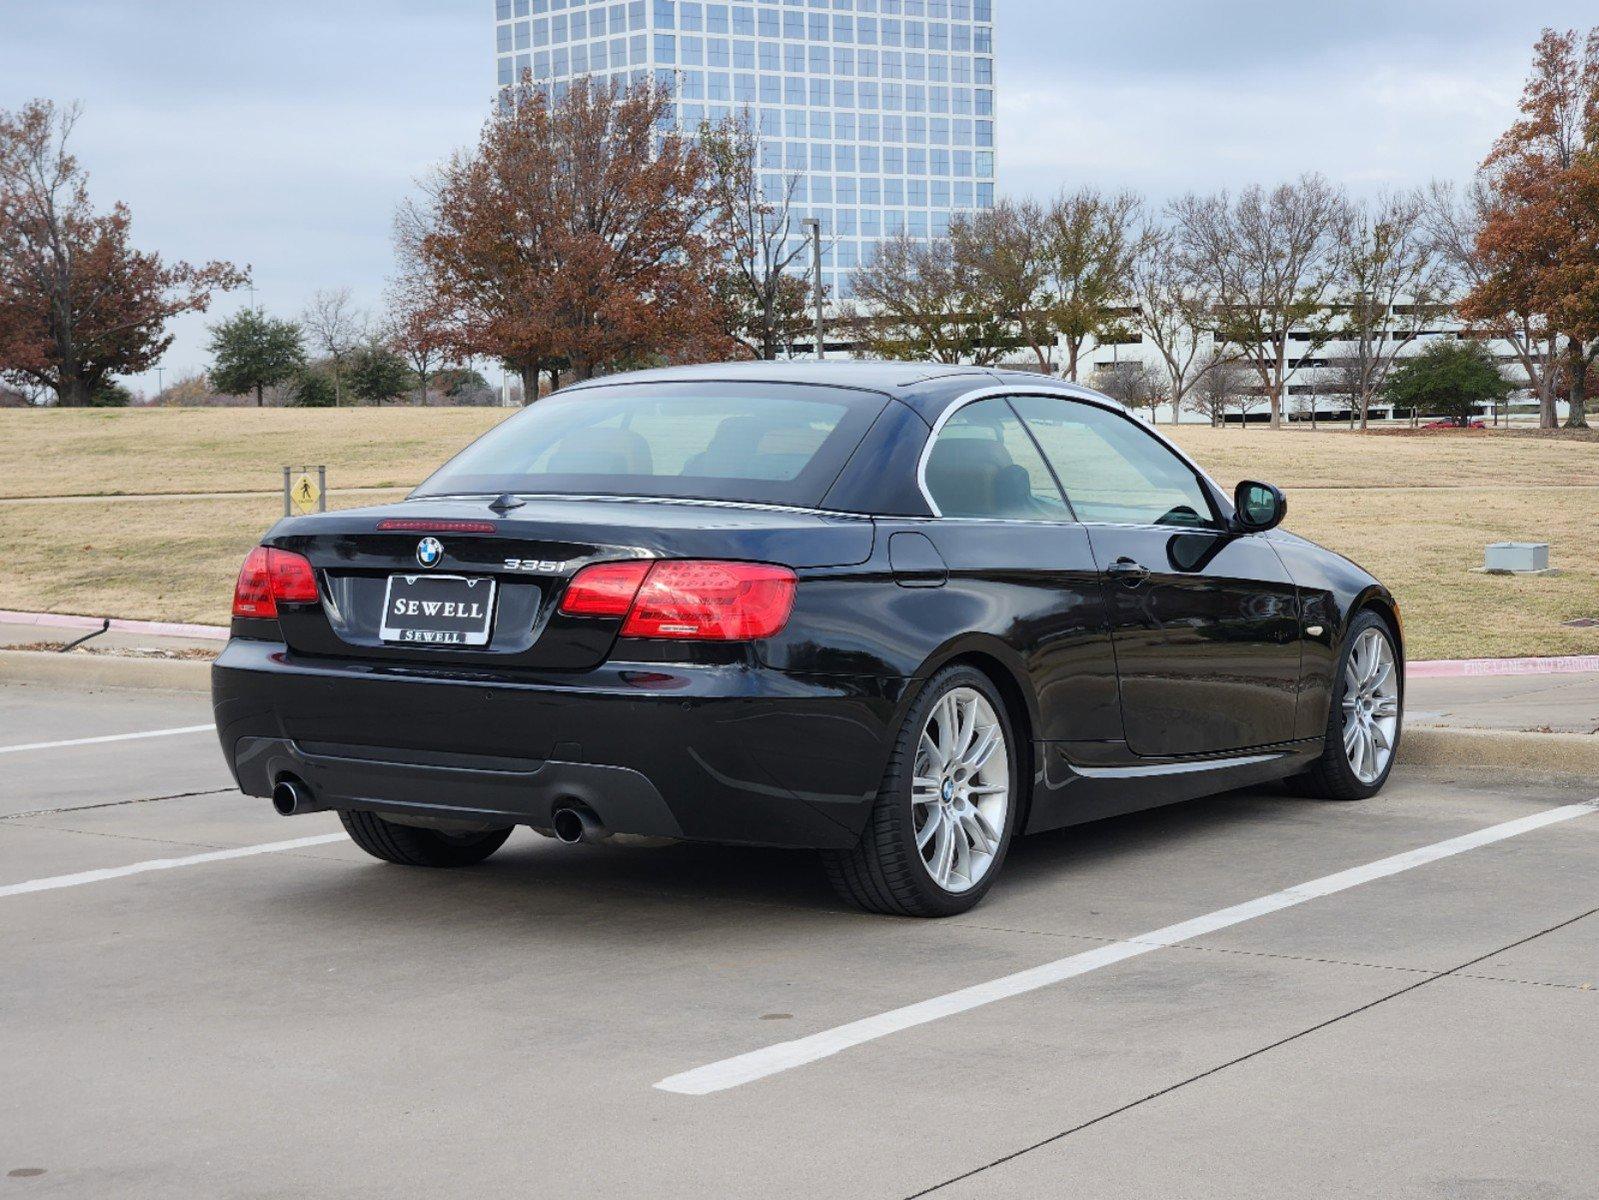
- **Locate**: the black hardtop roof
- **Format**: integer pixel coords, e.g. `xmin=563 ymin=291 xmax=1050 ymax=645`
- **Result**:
xmin=556 ymin=361 xmax=1118 ymax=424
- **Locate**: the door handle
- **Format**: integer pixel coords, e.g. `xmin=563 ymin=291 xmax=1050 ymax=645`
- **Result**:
xmin=1105 ymin=557 xmax=1150 ymax=585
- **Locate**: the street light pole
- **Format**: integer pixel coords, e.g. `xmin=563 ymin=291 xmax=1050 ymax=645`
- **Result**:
xmin=803 ymin=217 xmax=824 ymax=361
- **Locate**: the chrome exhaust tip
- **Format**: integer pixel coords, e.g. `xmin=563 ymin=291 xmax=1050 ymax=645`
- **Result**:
xmin=551 ymin=805 xmax=607 ymax=845
xmin=271 ymin=778 xmax=314 ymax=817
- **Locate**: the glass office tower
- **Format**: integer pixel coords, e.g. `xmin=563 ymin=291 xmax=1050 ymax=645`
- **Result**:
xmin=493 ymin=0 xmax=997 ymax=299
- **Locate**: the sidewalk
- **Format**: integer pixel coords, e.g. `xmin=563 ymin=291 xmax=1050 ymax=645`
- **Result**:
xmin=1407 ymin=671 xmax=1599 ymax=735
xmin=0 ymin=617 xmax=221 ymax=659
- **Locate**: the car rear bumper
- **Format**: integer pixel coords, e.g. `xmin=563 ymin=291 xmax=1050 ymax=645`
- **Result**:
xmin=211 ymin=639 xmax=904 ymax=849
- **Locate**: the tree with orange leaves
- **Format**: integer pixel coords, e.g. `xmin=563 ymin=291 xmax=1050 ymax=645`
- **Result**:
xmin=400 ymin=75 xmax=731 ymax=401
xmin=1462 ymin=28 xmax=1599 ymax=428
xmin=0 ymin=100 xmax=246 ymax=406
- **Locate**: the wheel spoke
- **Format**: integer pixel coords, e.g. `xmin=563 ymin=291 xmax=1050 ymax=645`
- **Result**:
xmin=1366 ymin=634 xmax=1387 ymax=684
xmin=966 ymin=724 xmax=1001 ymax=771
xmin=966 ymin=807 xmax=1000 ymax=855
xmin=916 ymin=809 xmax=940 ymax=851
xmin=953 ymin=695 xmax=977 ymax=760
xmin=931 ymin=816 xmax=956 ymax=885
xmin=1344 ymin=717 xmax=1362 ymax=752
xmin=949 ymin=818 xmax=972 ymax=883
xmin=936 ymin=694 xmax=961 ymax=761
xmin=1349 ymin=639 xmax=1368 ymax=686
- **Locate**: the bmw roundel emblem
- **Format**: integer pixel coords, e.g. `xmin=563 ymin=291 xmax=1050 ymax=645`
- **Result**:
xmin=416 ymin=537 xmax=444 ymax=568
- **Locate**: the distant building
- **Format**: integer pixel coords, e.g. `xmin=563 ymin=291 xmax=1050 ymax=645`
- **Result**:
xmin=492 ymin=0 xmax=998 ymax=300
xmin=1083 ymin=313 xmax=1567 ymax=425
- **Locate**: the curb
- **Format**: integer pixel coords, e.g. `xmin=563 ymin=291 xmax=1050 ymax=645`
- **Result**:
xmin=0 ymin=648 xmax=210 ymax=692
xmin=0 ymin=609 xmax=228 ymax=642
xmin=1400 ymin=726 xmax=1599 ymax=777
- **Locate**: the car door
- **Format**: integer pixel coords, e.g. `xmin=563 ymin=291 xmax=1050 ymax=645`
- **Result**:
xmin=1010 ymin=394 xmax=1302 ymax=758
xmin=918 ymin=396 xmax=1123 ymax=746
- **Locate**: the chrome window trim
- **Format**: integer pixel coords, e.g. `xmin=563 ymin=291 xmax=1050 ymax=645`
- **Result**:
xmin=915 ymin=382 xmax=1231 ymax=523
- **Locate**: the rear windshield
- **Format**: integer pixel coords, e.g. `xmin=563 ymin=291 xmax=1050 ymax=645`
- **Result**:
xmin=412 ymin=381 xmax=888 ymax=508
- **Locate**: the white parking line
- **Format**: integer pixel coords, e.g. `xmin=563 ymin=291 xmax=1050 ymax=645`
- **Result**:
xmin=0 ymin=724 xmax=215 ymax=755
xmin=656 ymin=799 xmax=1599 ymax=1095
xmin=0 ymin=834 xmax=346 ymax=900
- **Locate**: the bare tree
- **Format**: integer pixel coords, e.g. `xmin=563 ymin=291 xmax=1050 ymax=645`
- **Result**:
xmin=302 ymin=287 xmax=364 ymax=407
xmin=1425 ymin=179 xmax=1559 ymax=427
xmin=1172 ymin=175 xmax=1349 ymax=427
xmin=1043 ymin=188 xmax=1142 ymax=380
xmin=1318 ymin=356 xmax=1364 ymax=427
xmin=956 ymin=199 xmax=1055 ymax=372
xmin=849 ymin=234 xmax=1009 ymax=364
xmin=386 ymin=215 xmax=453 ymax=406
xmin=1095 ymin=360 xmax=1168 ymax=423
xmin=1333 ymin=190 xmax=1449 ymax=429
xmin=1187 ymin=353 xmax=1257 ymax=428
xmin=1128 ymin=222 xmax=1214 ymax=422
xmin=700 ymin=114 xmax=813 ymax=360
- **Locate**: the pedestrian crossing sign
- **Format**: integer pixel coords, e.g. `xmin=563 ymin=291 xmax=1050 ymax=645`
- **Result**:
xmin=290 ymin=471 xmax=321 ymax=514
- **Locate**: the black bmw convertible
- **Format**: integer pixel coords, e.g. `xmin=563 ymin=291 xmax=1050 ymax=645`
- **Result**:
xmin=213 ymin=362 xmax=1403 ymax=916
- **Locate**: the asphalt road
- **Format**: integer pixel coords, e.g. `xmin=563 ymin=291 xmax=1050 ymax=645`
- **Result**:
xmin=2 ymin=679 xmax=1596 ymax=1199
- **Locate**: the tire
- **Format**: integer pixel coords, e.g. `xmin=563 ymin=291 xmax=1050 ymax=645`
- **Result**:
xmin=338 ymin=810 xmax=513 ymax=867
xmin=822 ymin=665 xmax=1020 ymax=917
xmin=1293 ymin=610 xmax=1402 ymax=801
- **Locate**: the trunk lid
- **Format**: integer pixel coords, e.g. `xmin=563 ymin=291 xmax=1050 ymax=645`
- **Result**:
xmin=266 ymin=496 xmax=874 ymax=670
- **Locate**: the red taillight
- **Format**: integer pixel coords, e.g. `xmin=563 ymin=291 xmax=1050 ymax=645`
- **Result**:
xmin=559 ymin=559 xmax=796 ymax=641
xmin=232 ymin=547 xmax=318 ymax=619
xmin=559 ymin=560 xmax=651 ymax=617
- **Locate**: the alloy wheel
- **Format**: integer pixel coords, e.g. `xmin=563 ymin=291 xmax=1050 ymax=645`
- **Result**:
xmin=912 ymin=687 xmax=1010 ymax=893
xmin=1342 ymin=627 xmax=1400 ymax=784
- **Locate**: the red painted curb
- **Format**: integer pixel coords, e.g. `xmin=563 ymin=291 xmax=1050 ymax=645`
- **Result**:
xmin=1408 ymin=655 xmax=1599 ymax=678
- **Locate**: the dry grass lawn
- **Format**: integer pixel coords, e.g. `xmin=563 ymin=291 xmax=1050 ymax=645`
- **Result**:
xmin=1164 ymin=423 xmax=1599 ymax=490
xmin=1 ymin=408 xmax=1595 ymax=659
xmin=0 ymin=406 xmax=510 ymax=498
xmin=0 ymin=492 xmax=407 ymax=627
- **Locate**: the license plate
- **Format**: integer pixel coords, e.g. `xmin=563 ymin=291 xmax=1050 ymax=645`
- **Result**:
xmin=379 ymin=574 xmax=497 ymax=646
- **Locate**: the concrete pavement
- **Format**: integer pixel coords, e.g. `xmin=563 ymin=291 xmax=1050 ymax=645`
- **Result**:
xmin=1 ymin=677 xmax=1596 ymax=1197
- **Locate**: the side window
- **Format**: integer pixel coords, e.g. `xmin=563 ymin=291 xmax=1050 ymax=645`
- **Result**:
xmin=924 ymin=397 xmax=1068 ymax=520
xmin=1011 ymin=396 xmax=1218 ymax=529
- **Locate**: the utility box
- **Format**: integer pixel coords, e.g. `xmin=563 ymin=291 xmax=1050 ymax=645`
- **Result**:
xmin=1484 ymin=542 xmax=1550 ymax=573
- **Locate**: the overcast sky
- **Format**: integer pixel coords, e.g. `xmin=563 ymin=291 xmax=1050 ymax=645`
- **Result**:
xmin=4 ymin=1 xmax=1592 ymax=394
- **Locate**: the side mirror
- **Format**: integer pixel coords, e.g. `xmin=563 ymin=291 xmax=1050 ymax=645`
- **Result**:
xmin=1231 ymin=480 xmax=1286 ymax=533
